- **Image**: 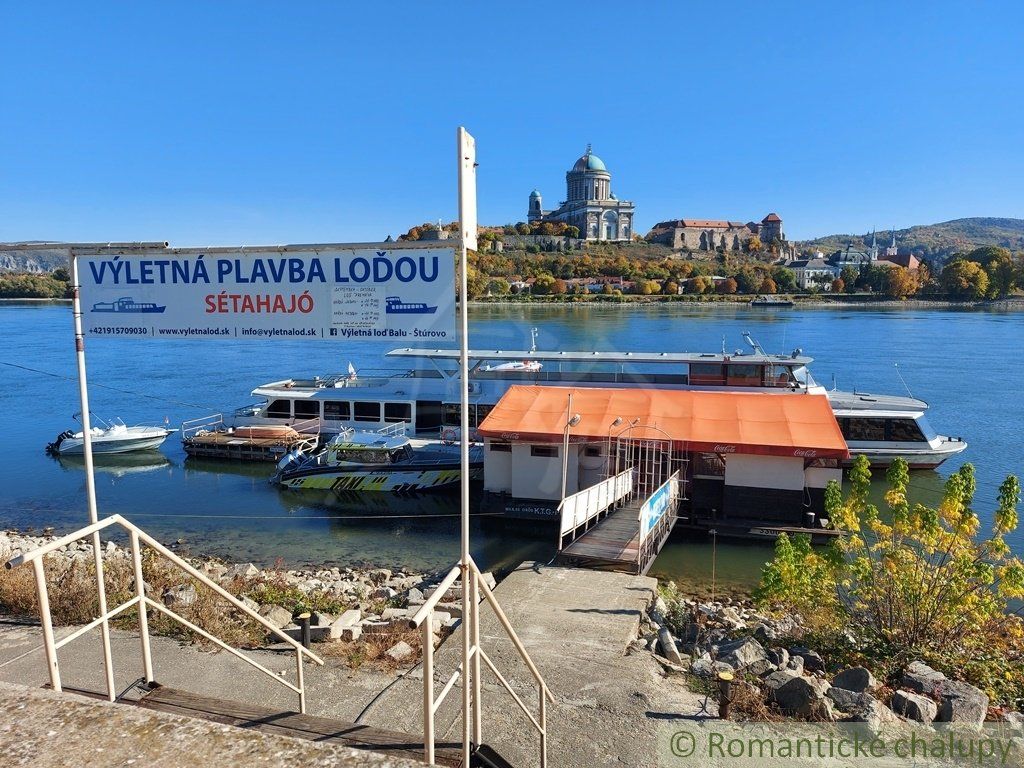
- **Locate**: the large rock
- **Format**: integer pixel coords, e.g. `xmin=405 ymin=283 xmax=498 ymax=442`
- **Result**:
xmin=937 ymin=680 xmax=989 ymax=728
xmin=259 ymin=604 xmax=294 ymax=630
xmin=657 ymin=627 xmax=683 ymax=666
xmin=717 ymin=637 xmax=773 ymax=676
xmin=385 ymin=640 xmax=414 ymax=662
xmin=788 ymin=646 xmax=825 ymax=673
xmin=826 ymin=688 xmax=899 ymax=733
xmin=902 ymin=660 xmax=946 ymax=695
xmin=691 ymin=654 xmax=734 ymax=679
xmin=891 ymin=690 xmax=938 ymax=723
xmin=833 ymin=666 xmax=876 ymax=693
xmin=226 ymin=562 xmax=260 ymax=580
xmin=767 ymin=647 xmax=789 ymax=669
xmin=1002 ymin=711 xmax=1024 ymax=734
xmin=766 ymin=671 xmax=830 ymax=715
xmin=329 ymin=610 xmax=362 ymax=640
xmin=161 ymin=584 xmax=197 ymax=609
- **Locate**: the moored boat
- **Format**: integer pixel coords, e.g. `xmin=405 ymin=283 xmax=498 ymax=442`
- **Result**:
xmin=181 ymin=414 xmax=320 ymax=461
xmin=750 ymin=295 xmax=794 ymax=307
xmin=271 ymin=427 xmax=482 ymax=493
xmin=46 ymin=415 xmax=173 ymax=455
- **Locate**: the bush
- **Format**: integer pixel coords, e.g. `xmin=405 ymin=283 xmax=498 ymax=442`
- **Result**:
xmin=755 ymin=455 xmax=1024 ymax=705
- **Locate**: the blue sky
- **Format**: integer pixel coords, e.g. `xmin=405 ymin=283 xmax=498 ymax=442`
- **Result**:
xmin=1 ymin=1 xmax=1021 ymax=245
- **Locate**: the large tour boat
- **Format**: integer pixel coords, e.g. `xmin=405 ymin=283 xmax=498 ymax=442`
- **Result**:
xmin=225 ymin=337 xmax=966 ymax=470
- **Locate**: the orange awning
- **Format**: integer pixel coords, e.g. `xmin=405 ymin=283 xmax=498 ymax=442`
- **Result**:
xmin=477 ymin=386 xmax=848 ymax=459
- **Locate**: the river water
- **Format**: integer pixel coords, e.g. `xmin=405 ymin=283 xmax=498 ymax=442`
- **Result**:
xmin=1 ymin=301 xmax=1020 ymax=592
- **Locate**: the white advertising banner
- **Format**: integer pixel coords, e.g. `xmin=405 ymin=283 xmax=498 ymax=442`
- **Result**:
xmin=77 ymin=246 xmax=456 ymax=342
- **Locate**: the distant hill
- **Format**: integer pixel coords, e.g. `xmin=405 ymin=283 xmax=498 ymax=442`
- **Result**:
xmin=0 ymin=244 xmax=70 ymax=273
xmin=801 ymin=218 xmax=1024 ymax=262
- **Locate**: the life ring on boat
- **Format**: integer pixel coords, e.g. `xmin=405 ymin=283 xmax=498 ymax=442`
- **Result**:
xmin=440 ymin=427 xmax=458 ymax=445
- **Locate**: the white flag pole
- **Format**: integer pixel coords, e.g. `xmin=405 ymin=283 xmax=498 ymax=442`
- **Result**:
xmin=456 ymin=126 xmax=478 ymax=761
xmin=69 ymin=249 xmax=116 ymax=701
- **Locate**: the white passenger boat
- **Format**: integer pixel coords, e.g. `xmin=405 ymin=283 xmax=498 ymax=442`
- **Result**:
xmin=227 ymin=336 xmax=966 ymax=470
xmin=46 ymin=415 xmax=174 ymax=455
xmin=270 ymin=426 xmax=482 ymax=493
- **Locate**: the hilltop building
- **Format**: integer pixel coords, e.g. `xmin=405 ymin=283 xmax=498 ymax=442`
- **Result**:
xmin=646 ymin=213 xmax=786 ymax=253
xmin=527 ymin=146 xmax=636 ymax=242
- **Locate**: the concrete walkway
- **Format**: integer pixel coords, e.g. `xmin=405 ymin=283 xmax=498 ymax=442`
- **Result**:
xmin=0 ymin=561 xmax=706 ymax=767
xmin=362 ymin=562 xmax=706 ymax=768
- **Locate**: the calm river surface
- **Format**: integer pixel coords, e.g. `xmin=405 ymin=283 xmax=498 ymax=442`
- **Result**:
xmin=1 ymin=301 xmax=1020 ymax=592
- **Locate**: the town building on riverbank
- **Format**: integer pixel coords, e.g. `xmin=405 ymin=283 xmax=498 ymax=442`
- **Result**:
xmin=527 ymin=146 xmax=636 ymax=242
xmin=646 ymin=213 xmax=788 ymax=254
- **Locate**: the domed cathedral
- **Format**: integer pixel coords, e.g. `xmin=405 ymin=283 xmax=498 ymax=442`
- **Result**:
xmin=527 ymin=145 xmax=636 ymax=242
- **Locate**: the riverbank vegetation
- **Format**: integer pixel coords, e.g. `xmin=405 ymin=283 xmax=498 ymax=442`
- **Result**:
xmin=755 ymin=456 xmax=1024 ymax=707
xmin=0 ymin=268 xmax=71 ymax=299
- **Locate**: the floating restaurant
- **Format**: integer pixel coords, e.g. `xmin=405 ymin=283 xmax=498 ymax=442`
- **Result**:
xmin=478 ymin=386 xmax=849 ymax=537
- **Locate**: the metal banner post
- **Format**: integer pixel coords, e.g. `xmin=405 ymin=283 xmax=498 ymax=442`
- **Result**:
xmin=68 ymin=249 xmax=116 ymax=701
xmin=457 ymin=126 xmax=479 ymax=763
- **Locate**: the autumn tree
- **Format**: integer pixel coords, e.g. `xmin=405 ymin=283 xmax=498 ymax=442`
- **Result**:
xmin=746 ymin=235 xmax=762 ymax=253
xmin=884 ymin=266 xmax=918 ymax=299
xmin=941 ymin=259 xmax=989 ymax=300
xmin=831 ymin=278 xmax=845 ymax=293
xmin=716 ymin=277 xmax=738 ymax=295
xmin=759 ymin=277 xmax=777 ymax=294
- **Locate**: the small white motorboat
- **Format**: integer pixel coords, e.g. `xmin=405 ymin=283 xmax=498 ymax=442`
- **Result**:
xmin=46 ymin=414 xmax=174 ymax=455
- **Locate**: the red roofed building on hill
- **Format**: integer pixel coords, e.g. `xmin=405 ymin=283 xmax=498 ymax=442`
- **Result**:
xmin=646 ymin=213 xmax=787 ymax=253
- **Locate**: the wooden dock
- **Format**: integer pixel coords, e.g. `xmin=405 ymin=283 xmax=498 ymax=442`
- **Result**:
xmin=558 ymin=500 xmax=646 ymax=573
xmin=136 ymin=685 xmax=463 ymax=767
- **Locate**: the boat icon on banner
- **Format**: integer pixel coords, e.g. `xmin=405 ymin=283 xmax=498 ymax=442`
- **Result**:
xmin=91 ymin=297 xmax=166 ymax=314
xmin=384 ymin=296 xmax=437 ymax=315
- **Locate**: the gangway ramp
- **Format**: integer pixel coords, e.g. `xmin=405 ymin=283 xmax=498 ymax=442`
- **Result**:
xmin=557 ymin=471 xmax=683 ymax=575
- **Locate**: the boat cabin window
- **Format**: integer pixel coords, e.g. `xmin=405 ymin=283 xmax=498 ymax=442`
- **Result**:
xmin=689 ymin=363 xmax=726 ymax=386
xmin=489 ymin=442 xmax=512 ymax=453
xmin=416 ymin=401 xmax=443 ymax=430
xmin=354 ymin=402 xmax=381 ymax=422
xmin=266 ymin=399 xmax=292 ymax=418
xmin=443 ymin=403 xmax=490 ymax=428
xmin=841 ymin=417 xmax=887 ymax=442
xmin=530 ymin=445 xmax=558 ymax=458
xmin=725 ymin=364 xmax=762 ymax=387
xmin=584 ymin=446 xmax=602 ymax=457
xmin=887 ymin=418 xmax=926 ymax=442
xmin=294 ymin=400 xmax=320 ymax=419
xmin=324 ymin=401 xmax=350 ymax=421
xmin=384 ymin=402 xmax=412 ymax=423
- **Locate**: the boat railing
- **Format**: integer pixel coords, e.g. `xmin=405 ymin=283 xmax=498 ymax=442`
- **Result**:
xmin=181 ymin=413 xmax=225 ymax=439
xmin=4 ymin=514 xmax=324 ymax=713
xmin=409 ymin=555 xmax=553 ymax=766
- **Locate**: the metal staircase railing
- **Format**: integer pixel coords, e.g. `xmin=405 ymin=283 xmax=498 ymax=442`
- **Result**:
xmin=409 ymin=555 xmax=554 ymax=766
xmin=4 ymin=514 xmax=324 ymax=713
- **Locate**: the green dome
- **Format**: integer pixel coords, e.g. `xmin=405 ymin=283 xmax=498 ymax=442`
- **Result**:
xmin=572 ymin=150 xmax=607 ymax=172
xmin=530 ymin=189 xmax=542 ymax=198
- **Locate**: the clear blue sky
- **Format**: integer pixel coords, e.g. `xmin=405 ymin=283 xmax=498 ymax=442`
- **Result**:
xmin=2 ymin=1 xmax=1021 ymax=245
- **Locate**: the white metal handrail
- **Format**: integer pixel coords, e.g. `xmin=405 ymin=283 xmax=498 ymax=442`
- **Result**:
xmin=556 ymin=468 xmax=634 ymax=549
xmin=5 ymin=514 xmax=324 ymax=713
xmin=637 ymin=471 xmax=683 ymax=574
xmin=410 ymin=556 xmax=553 ymax=766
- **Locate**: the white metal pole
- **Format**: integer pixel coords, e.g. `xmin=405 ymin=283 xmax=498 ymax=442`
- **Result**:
xmin=560 ymin=392 xmax=572 ymax=500
xmin=457 ymin=126 xmax=473 ymax=765
xmin=70 ymin=251 xmax=116 ymax=701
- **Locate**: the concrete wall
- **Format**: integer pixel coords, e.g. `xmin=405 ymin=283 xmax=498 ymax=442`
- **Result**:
xmin=805 ymin=465 xmax=843 ymax=489
xmin=483 ymin=440 xmax=513 ymax=493
xmin=508 ymin=443 xmax=578 ymax=500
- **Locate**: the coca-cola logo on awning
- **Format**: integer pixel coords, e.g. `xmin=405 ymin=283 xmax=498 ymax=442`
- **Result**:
xmin=714 ymin=445 xmax=737 ymax=453
xmin=794 ymin=449 xmax=818 ymax=457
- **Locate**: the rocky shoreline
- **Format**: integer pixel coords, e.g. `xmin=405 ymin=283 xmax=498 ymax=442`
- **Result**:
xmin=641 ymin=593 xmax=1024 ymax=731
xmin=0 ymin=529 xmax=488 ymax=666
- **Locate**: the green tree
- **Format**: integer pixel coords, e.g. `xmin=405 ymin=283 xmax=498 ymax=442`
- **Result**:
xmin=771 ymin=267 xmax=797 ymax=292
xmin=840 ymin=266 xmax=859 ymax=293
xmin=531 ymin=274 xmax=556 ymax=295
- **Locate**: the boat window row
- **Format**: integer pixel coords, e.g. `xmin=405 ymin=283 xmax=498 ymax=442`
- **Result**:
xmin=837 ymin=417 xmax=926 ymax=443
xmin=687 ymin=363 xmax=795 ymax=388
xmin=265 ymin=398 xmax=413 ymax=424
xmin=442 ymin=403 xmax=494 ymax=428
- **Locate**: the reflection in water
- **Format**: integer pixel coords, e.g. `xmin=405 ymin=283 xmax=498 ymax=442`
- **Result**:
xmin=57 ymin=452 xmax=174 ymax=477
